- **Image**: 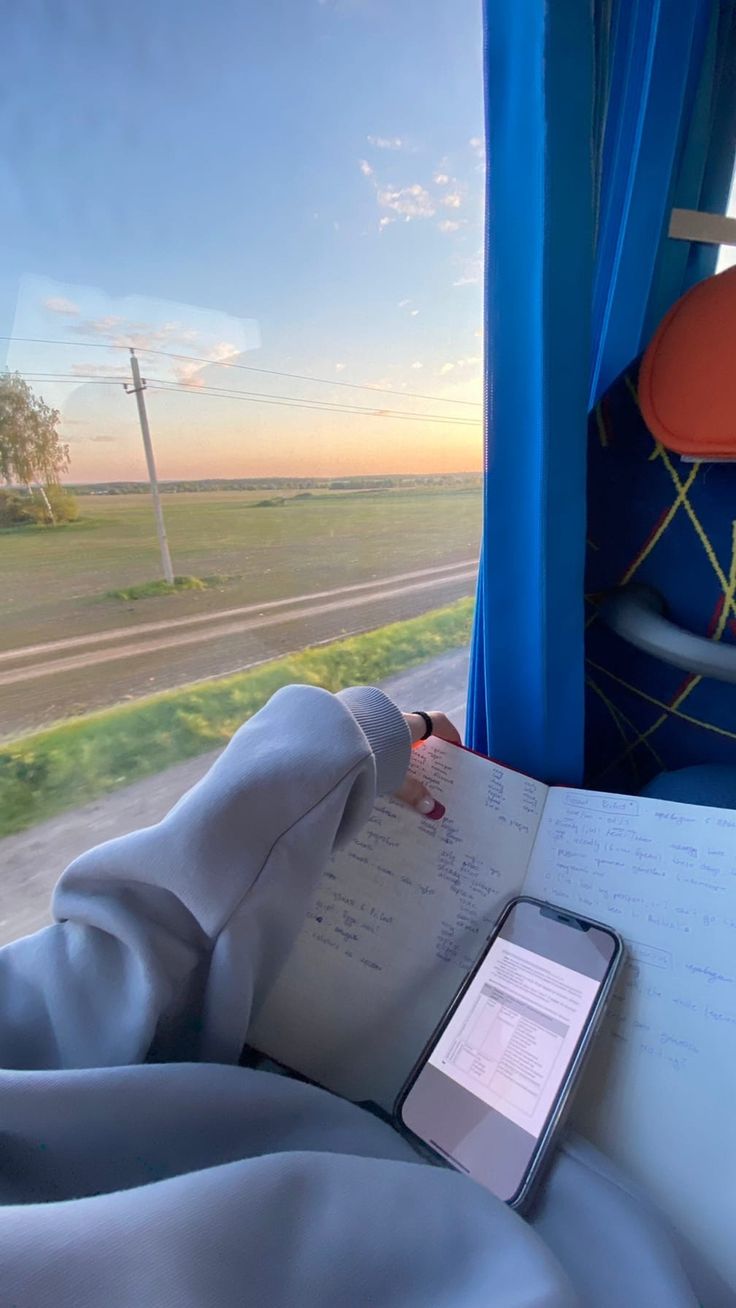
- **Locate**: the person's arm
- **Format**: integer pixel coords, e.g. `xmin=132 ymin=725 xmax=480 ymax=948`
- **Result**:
xmin=0 ymin=685 xmax=423 ymax=1072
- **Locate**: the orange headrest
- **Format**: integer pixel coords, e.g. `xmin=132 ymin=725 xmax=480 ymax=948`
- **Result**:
xmin=639 ymin=264 xmax=736 ymax=458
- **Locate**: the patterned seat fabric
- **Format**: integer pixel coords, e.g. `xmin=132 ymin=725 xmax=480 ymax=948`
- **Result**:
xmin=584 ymin=361 xmax=736 ymax=793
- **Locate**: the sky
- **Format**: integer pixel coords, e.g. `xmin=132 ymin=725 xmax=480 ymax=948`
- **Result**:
xmin=1 ymin=0 xmax=485 ymax=482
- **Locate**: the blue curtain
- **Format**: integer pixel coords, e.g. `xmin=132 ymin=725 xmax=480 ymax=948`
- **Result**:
xmin=467 ymin=0 xmax=733 ymax=784
xmin=643 ymin=2 xmax=736 ymax=339
xmin=591 ymin=0 xmax=713 ymax=405
xmin=466 ymin=1 xmax=593 ymax=783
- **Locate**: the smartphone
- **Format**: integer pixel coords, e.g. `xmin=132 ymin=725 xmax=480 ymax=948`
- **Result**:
xmin=395 ymin=895 xmax=623 ymax=1210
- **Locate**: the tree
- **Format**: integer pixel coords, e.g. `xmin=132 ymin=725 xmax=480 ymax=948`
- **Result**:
xmin=0 ymin=373 xmax=70 ymax=522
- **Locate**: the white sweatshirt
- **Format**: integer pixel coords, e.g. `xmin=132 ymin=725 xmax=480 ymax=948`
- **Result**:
xmin=0 ymin=685 xmax=716 ymax=1307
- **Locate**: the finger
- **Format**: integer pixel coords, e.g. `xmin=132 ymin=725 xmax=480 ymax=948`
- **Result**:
xmin=393 ymin=776 xmax=446 ymax=820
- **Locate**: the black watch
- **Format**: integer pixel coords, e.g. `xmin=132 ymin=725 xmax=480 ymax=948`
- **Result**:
xmin=411 ymin=711 xmax=434 ymax=741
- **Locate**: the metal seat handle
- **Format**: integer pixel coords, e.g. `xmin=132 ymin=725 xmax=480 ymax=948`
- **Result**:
xmin=599 ymin=584 xmax=736 ymax=683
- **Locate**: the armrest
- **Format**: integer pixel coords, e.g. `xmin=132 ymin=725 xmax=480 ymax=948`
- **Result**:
xmin=599 ymin=584 xmax=736 ymax=683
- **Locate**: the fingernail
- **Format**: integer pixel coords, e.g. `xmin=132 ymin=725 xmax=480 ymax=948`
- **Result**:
xmin=418 ymin=799 xmax=445 ymax=820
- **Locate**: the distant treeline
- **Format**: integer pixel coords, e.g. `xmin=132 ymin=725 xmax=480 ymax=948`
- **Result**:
xmin=67 ymin=474 xmax=481 ymax=496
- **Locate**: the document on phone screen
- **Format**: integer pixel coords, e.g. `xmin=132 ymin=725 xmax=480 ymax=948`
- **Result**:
xmin=429 ymin=939 xmax=600 ymax=1137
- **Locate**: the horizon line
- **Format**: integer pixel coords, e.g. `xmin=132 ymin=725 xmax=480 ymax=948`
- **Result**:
xmin=60 ymin=471 xmax=483 ymax=487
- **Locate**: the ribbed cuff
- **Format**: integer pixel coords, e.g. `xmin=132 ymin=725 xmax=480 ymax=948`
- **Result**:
xmin=337 ymin=686 xmax=411 ymax=796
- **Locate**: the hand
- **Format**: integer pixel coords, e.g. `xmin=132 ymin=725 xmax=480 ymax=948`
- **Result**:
xmin=394 ymin=711 xmax=462 ymax=819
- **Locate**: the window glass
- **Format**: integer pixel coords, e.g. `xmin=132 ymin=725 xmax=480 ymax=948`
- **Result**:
xmin=0 ymin=1 xmax=484 ymax=943
xmin=715 ymin=165 xmax=736 ymax=272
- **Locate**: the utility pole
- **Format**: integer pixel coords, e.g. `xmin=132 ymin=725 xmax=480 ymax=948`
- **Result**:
xmin=125 ymin=349 xmax=175 ymax=584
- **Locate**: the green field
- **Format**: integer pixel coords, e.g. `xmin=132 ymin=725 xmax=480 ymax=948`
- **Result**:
xmin=1 ymin=482 xmax=481 ymax=652
xmin=1 ymin=482 xmax=480 ymax=829
xmin=0 ymin=598 xmax=474 ymax=836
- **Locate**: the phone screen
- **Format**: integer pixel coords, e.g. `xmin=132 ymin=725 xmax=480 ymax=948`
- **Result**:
xmin=398 ymin=899 xmax=620 ymax=1205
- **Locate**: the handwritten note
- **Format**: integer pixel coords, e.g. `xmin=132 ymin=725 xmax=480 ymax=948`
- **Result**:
xmin=249 ymin=739 xmax=546 ymax=1107
xmin=524 ymin=787 xmax=736 ymax=1291
xmin=250 ymin=750 xmax=735 ymax=1289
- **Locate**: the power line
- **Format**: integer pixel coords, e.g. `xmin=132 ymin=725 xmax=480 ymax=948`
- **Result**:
xmin=10 ymin=375 xmax=128 ymax=387
xmin=15 ymin=373 xmax=129 ymax=384
xmin=10 ymin=370 xmax=481 ymax=426
xmin=146 ymin=382 xmax=481 ymax=426
xmin=144 ymin=377 xmax=480 ymax=424
xmin=0 ymin=335 xmax=482 ymax=408
xmin=137 ymin=350 xmax=483 ymax=408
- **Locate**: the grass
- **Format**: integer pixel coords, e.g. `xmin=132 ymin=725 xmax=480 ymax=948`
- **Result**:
xmin=105 ymin=573 xmax=239 ymax=601
xmin=0 ymin=598 xmax=473 ymax=837
xmin=2 ymin=484 xmax=481 ymax=740
xmin=0 ymin=486 xmax=481 ymax=652
xmin=105 ymin=574 xmax=208 ymax=601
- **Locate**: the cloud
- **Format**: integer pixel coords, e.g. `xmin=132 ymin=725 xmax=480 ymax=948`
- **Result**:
xmin=67 ymin=315 xmax=243 ymax=364
xmin=434 ymin=173 xmax=450 ymax=186
xmin=207 ymin=340 xmax=241 ymax=362
xmin=70 ymin=326 xmax=243 ymax=390
xmin=410 ymin=360 xmax=423 ymax=369
xmin=360 ymin=154 xmax=441 ymax=227
xmin=469 ymin=136 xmax=484 ymax=158
xmin=64 ymin=337 xmax=206 ymax=389
xmin=71 ymin=315 xmax=123 ymax=338
xmin=170 ymin=341 xmax=240 ymax=387
xmin=172 ymin=360 xmax=206 ymax=387
xmin=69 ymin=361 xmax=128 ymax=378
xmin=437 ymin=356 xmax=481 ymax=378
xmin=442 ymin=192 xmax=463 ymax=209
xmin=335 ymin=362 xmax=346 ymax=372
xmin=15 ymin=281 xmax=260 ymax=414
xmin=398 ymin=299 xmax=411 ymax=308
xmin=43 ymin=296 xmax=81 ymax=316
xmin=367 ymin=135 xmax=406 ymax=150
xmin=377 ymin=183 xmax=435 ymax=220
xmin=66 ymin=430 xmax=117 ymax=443
xmin=453 ymin=253 xmax=483 ymax=287
xmin=438 ymin=219 xmax=462 ymax=234
xmin=409 ymin=308 xmax=419 ymax=317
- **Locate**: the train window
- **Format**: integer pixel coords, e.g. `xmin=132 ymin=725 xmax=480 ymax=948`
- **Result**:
xmin=0 ymin=2 xmax=484 ymax=943
xmin=716 ymin=165 xmax=736 ymax=272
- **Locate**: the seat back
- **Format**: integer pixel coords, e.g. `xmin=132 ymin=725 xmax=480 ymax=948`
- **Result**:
xmin=584 ymin=360 xmax=736 ymax=792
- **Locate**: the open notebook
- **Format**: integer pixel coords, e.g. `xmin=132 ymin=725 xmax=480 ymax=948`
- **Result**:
xmin=250 ymin=738 xmax=736 ymax=1289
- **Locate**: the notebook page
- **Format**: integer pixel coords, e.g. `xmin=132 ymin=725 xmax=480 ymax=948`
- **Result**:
xmin=250 ymin=739 xmax=547 ymax=1109
xmin=523 ymin=787 xmax=736 ymax=1290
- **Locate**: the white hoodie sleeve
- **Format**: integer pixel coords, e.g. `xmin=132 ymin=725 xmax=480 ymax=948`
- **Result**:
xmin=0 ymin=684 xmax=410 ymax=1071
